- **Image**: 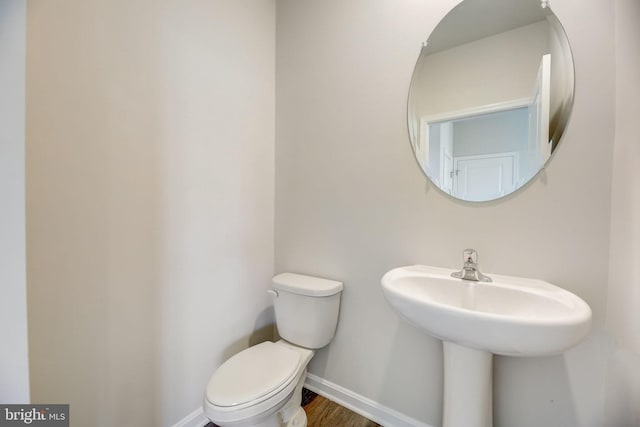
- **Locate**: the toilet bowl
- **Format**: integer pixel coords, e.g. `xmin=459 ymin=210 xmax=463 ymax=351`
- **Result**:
xmin=204 ymin=340 xmax=313 ymax=427
xmin=203 ymin=273 xmax=343 ymax=427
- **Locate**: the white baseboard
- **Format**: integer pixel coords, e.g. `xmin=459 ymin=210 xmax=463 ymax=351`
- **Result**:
xmin=171 ymin=407 xmax=209 ymax=427
xmin=304 ymin=373 xmax=434 ymax=427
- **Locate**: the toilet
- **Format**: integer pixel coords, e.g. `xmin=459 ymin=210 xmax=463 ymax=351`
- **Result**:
xmin=203 ymin=273 xmax=343 ymax=427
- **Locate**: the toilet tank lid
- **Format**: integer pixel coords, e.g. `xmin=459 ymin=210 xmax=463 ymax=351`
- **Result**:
xmin=272 ymin=273 xmax=343 ymax=297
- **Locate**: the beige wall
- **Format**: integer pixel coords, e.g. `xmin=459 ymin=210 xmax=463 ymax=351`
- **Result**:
xmin=607 ymin=0 xmax=640 ymax=360
xmin=605 ymin=0 xmax=640 ymax=423
xmin=26 ymin=1 xmax=275 ymax=426
xmin=276 ymin=0 xmax=614 ymax=426
xmin=0 ymin=0 xmax=30 ymax=403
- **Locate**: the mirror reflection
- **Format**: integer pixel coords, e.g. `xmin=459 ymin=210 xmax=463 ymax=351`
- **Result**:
xmin=408 ymin=0 xmax=574 ymax=202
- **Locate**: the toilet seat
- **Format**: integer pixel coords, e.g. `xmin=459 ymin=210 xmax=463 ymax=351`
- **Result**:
xmin=204 ymin=341 xmax=305 ymax=425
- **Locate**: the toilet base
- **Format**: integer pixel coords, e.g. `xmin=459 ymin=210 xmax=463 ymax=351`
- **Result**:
xmin=280 ymin=369 xmax=307 ymax=427
xmin=225 ymin=402 xmax=306 ymax=427
xmin=284 ymin=407 xmax=307 ymax=427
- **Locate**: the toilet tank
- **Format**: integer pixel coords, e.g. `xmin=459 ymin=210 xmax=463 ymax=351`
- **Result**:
xmin=271 ymin=273 xmax=343 ymax=349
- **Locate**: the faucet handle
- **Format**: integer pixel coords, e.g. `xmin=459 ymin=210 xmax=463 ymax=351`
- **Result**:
xmin=452 ymin=248 xmax=491 ymax=282
xmin=463 ymin=248 xmax=477 ymax=265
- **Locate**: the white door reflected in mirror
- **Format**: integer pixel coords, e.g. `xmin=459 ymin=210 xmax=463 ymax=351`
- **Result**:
xmin=418 ymin=54 xmax=551 ymax=201
xmin=455 ymin=152 xmax=517 ymax=201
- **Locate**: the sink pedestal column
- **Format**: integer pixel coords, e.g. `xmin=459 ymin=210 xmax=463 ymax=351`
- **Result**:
xmin=442 ymin=342 xmax=493 ymax=427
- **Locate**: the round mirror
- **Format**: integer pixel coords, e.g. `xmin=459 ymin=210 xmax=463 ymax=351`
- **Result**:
xmin=408 ymin=0 xmax=574 ymax=202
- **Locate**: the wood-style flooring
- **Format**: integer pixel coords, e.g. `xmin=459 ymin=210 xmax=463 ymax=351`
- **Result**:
xmin=205 ymin=388 xmax=380 ymax=427
xmin=302 ymin=389 xmax=381 ymax=427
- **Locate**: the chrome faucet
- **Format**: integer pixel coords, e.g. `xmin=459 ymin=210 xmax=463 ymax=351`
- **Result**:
xmin=451 ymin=249 xmax=492 ymax=282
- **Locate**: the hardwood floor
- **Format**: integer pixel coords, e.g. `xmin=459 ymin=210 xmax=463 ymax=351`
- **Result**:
xmin=205 ymin=388 xmax=380 ymax=427
xmin=302 ymin=390 xmax=381 ymax=427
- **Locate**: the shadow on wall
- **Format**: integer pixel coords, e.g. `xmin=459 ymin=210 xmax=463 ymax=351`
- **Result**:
xmin=494 ymin=355 xmax=579 ymax=426
xmin=604 ymin=349 xmax=640 ymax=426
xmin=378 ymin=321 xmax=444 ymax=427
xmin=223 ymin=307 xmax=276 ymax=361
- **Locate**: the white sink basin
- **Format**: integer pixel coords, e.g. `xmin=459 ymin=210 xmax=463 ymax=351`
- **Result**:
xmin=381 ymin=265 xmax=592 ymax=356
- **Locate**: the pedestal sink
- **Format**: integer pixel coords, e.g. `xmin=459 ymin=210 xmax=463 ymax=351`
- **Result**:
xmin=381 ymin=265 xmax=592 ymax=427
